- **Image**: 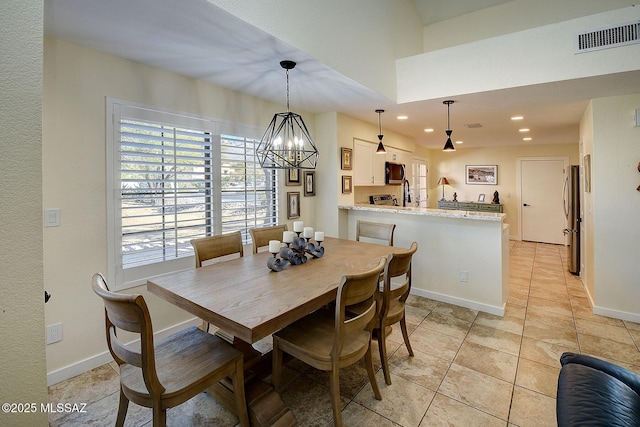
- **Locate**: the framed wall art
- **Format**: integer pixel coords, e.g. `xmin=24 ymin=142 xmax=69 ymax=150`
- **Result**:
xmin=286 ymin=168 xmax=301 ymax=186
xmin=466 ymin=165 xmax=498 ymax=185
xmin=303 ymin=171 xmax=316 ymax=196
xmin=287 ymin=192 xmax=300 ymax=219
xmin=341 ymin=147 xmax=352 ymax=170
xmin=342 ymin=175 xmax=352 ymax=194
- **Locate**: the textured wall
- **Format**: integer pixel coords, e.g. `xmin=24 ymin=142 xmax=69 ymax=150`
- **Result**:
xmin=0 ymin=0 xmax=48 ymax=425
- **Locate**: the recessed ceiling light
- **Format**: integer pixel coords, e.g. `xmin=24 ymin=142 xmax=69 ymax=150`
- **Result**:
xmin=397 ymin=115 xmax=408 ymax=120
xmin=523 ymin=137 xmax=533 ymax=141
xmin=519 ymin=128 xmax=530 ymax=132
xmin=424 ymin=128 xmax=434 ymax=133
xmin=456 ymin=140 xmax=463 ymax=144
xmin=511 ymin=116 xmax=524 ymax=121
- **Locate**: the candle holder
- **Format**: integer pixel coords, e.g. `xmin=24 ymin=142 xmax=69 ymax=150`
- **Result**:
xmin=267 ymin=251 xmax=289 ymax=272
xmin=266 ymin=232 xmax=324 ymax=271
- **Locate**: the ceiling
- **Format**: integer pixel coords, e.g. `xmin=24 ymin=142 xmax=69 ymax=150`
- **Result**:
xmin=44 ymin=0 xmax=640 ymax=149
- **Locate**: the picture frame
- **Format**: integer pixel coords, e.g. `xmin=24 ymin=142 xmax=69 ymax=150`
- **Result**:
xmin=287 ymin=192 xmax=300 ymax=219
xmin=341 ymin=147 xmax=352 ymax=170
xmin=342 ymin=175 xmax=352 ymax=194
xmin=465 ymin=165 xmax=498 ymax=185
xmin=478 ymin=194 xmax=486 ymax=202
xmin=285 ymin=168 xmax=301 ymax=186
xmin=303 ymin=171 xmax=316 ymax=196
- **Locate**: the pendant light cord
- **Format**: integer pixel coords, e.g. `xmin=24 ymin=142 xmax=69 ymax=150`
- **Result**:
xmin=286 ymin=69 xmax=290 ymax=112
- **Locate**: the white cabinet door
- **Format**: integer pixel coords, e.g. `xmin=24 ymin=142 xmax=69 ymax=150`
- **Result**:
xmin=353 ymin=139 xmax=385 ymax=186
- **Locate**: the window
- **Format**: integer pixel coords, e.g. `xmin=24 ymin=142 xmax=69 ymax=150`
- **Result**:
xmin=412 ymin=160 xmax=429 ymax=208
xmin=107 ymin=100 xmax=278 ymax=289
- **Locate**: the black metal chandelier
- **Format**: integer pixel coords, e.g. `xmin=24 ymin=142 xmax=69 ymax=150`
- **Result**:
xmin=257 ymin=60 xmax=319 ymax=169
xmin=443 ymin=100 xmax=456 ymax=152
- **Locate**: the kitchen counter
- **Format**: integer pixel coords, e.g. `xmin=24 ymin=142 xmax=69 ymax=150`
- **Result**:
xmin=340 ymin=204 xmax=506 ymax=222
xmin=338 ymin=204 xmax=509 ymax=316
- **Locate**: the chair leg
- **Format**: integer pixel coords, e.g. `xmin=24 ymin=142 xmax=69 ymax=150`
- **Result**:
xmin=377 ymin=325 xmax=392 ymax=385
xmin=152 ymin=404 xmax=166 ymax=427
xmin=272 ymin=339 xmax=283 ymax=391
xmin=400 ymin=315 xmax=414 ymax=356
xmin=328 ymin=368 xmax=343 ymax=427
xmin=115 ymin=389 xmax=129 ymax=427
xmin=232 ymin=358 xmax=250 ymax=427
xmin=365 ymin=344 xmax=382 ymax=400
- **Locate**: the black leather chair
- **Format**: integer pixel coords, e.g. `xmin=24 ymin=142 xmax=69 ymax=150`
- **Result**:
xmin=556 ymin=352 xmax=640 ymax=426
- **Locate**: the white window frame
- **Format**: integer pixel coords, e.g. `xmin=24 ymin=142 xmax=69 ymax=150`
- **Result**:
xmin=106 ymin=98 xmax=274 ymax=290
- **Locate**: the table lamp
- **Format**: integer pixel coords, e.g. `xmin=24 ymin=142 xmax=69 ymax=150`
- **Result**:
xmin=437 ymin=177 xmax=450 ymax=201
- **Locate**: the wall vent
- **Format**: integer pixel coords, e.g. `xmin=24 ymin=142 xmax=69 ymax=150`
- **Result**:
xmin=575 ymin=20 xmax=640 ymax=53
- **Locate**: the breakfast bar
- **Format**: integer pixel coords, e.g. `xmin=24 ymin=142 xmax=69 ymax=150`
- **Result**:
xmin=338 ymin=204 xmax=509 ymax=316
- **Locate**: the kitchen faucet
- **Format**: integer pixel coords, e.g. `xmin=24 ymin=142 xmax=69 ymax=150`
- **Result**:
xmin=403 ymin=178 xmax=411 ymax=207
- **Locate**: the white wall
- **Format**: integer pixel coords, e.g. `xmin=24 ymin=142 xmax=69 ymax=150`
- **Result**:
xmin=422 ymin=0 xmax=638 ymax=51
xmin=590 ymin=93 xmax=640 ymax=320
xmin=400 ymin=5 xmax=640 ymax=102
xmin=0 ymin=0 xmax=49 ymax=423
xmin=430 ymin=144 xmax=579 ymax=240
xmin=42 ymin=38 xmax=322 ymax=382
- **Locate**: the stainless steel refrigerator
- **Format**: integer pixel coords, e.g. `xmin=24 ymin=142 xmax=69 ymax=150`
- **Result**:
xmin=563 ymin=165 xmax=580 ymax=275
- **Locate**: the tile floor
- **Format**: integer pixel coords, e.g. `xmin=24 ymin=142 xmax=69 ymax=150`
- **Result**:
xmin=48 ymin=241 xmax=640 ymax=426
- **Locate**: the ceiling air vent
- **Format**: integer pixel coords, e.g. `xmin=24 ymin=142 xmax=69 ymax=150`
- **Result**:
xmin=465 ymin=123 xmax=483 ymax=128
xmin=575 ymin=20 xmax=640 ymax=53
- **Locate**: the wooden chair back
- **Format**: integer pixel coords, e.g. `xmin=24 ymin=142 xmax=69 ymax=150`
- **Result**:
xmin=249 ymin=224 xmax=288 ymax=254
xmin=356 ymin=220 xmax=396 ymax=246
xmin=380 ymin=242 xmax=418 ymax=317
xmin=190 ymin=230 xmax=243 ymax=267
xmin=334 ymin=257 xmax=386 ymax=355
xmin=92 ymin=273 xmax=164 ymax=397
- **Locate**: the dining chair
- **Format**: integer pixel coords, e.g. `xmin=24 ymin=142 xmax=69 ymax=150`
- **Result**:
xmin=191 ymin=231 xmax=244 ymax=332
xmin=249 ymin=224 xmax=288 ymax=254
xmin=356 ymin=220 xmax=396 ymax=246
xmin=190 ymin=230 xmax=244 ymax=268
xmin=91 ymin=273 xmax=249 ymax=427
xmin=271 ymin=258 xmax=386 ymax=427
xmin=375 ymin=241 xmax=419 ymax=385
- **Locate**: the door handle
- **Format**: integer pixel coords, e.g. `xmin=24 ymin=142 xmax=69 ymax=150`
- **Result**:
xmin=523 ymin=203 xmax=531 ymax=206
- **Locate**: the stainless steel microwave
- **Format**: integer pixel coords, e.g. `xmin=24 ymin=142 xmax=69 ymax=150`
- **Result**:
xmin=385 ymin=161 xmax=405 ymax=185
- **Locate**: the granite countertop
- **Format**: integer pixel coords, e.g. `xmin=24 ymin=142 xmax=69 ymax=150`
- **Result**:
xmin=338 ymin=204 xmax=506 ymax=222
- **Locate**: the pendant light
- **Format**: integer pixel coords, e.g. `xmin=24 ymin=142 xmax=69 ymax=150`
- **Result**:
xmin=442 ymin=100 xmax=456 ymax=152
xmin=257 ymin=60 xmax=319 ymax=169
xmin=375 ymin=109 xmax=387 ymax=154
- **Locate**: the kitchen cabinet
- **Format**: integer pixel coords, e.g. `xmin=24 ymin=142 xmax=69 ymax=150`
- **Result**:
xmin=353 ymin=139 xmax=385 ymax=186
xmin=438 ymin=201 xmax=503 ymax=213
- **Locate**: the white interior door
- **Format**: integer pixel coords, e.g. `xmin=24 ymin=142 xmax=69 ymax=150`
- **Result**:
xmin=520 ymin=159 xmax=567 ymax=244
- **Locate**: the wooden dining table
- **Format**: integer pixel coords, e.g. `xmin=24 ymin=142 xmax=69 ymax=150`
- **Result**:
xmin=147 ymin=236 xmax=404 ymax=426
xmin=147 ymin=236 xmax=402 ymax=343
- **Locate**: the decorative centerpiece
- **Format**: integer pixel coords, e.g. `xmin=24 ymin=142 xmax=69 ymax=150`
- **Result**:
xmin=267 ymin=221 xmax=325 ymax=272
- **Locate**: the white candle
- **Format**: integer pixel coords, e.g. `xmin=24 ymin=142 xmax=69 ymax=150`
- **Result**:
xmin=314 ymin=231 xmax=324 ymax=241
xmin=282 ymin=231 xmax=295 ymax=243
xmin=268 ymin=240 xmax=281 ymax=253
xmin=293 ymin=221 xmax=304 ymax=232
xmin=303 ymin=227 xmax=314 ymax=238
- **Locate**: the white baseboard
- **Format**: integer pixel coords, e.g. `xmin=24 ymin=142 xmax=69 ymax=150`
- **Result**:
xmin=593 ymin=305 xmax=640 ymax=324
xmin=47 ymin=317 xmax=201 ymax=386
xmin=411 ymin=289 xmax=505 ymax=317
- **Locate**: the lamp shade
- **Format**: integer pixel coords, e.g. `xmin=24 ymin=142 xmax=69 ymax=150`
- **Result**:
xmin=437 ymin=177 xmax=450 ymax=186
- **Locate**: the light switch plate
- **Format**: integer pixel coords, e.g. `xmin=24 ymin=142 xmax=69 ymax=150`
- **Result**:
xmin=44 ymin=208 xmax=61 ymax=227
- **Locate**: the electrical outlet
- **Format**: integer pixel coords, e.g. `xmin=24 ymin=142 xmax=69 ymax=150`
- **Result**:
xmin=46 ymin=323 xmax=63 ymax=345
xmin=459 ymin=271 xmax=469 ymax=283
